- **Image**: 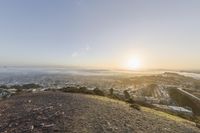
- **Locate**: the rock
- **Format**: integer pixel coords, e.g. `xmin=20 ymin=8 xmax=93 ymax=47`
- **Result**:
xmin=32 ymin=89 xmax=37 ymax=92
xmin=31 ymin=125 xmax=34 ymax=130
xmin=46 ymin=106 xmax=53 ymax=109
xmin=43 ymin=124 xmax=55 ymax=128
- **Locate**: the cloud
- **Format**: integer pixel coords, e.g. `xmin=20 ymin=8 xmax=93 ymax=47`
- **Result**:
xmin=72 ymin=52 xmax=79 ymax=57
xmin=71 ymin=45 xmax=91 ymax=58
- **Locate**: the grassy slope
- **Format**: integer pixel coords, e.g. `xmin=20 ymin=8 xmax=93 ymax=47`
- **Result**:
xmin=87 ymin=94 xmax=196 ymax=126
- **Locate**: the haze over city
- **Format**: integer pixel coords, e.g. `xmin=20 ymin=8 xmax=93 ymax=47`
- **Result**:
xmin=0 ymin=0 xmax=200 ymax=70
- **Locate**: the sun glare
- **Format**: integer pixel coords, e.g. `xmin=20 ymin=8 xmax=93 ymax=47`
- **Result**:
xmin=126 ymin=57 xmax=141 ymax=70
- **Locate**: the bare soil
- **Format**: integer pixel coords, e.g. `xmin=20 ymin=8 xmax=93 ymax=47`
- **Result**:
xmin=0 ymin=91 xmax=199 ymax=133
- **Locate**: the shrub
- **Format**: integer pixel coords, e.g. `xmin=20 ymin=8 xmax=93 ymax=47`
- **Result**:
xmin=22 ymin=84 xmax=41 ymax=89
xmin=10 ymin=85 xmax=22 ymax=90
xmin=125 ymin=98 xmax=135 ymax=104
xmin=93 ymin=88 xmax=105 ymax=96
xmin=109 ymin=88 xmax=114 ymax=95
xmin=16 ymin=88 xmax=23 ymax=93
xmin=130 ymin=103 xmax=141 ymax=111
xmin=60 ymin=87 xmax=78 ymax=93
xmin=0 ymin=85 xmax=8 ymax=89
xmin=110 ymin=93 xmax=124 ymax=101
xmin=123 ymin=90 xmax=131 ymax=100
xmin=79 ymin=86 xmax=87 ymax=92
xmin=0 ymin=89 xmax=11 ymax=98
xmin=60 ymin=86 xmax=94 ymax=95
xmin=196 ymin=123 xmax=200 ymax=129
xmin=78 ymin=87 xmax=93 ymax=94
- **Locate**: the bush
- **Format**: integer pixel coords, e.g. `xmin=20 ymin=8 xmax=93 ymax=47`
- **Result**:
xmin=123 ymin=90 xmax=131 ymax=100
xmin=78 ymin=87 xmax=93 ymax=94
xmin=0 ymin=85 xmax=8 ymax=89
xmin=60 ymin=87 xmax=78 ymax=93
xmin=109 ymin=93 xmax=124 ymax=101
xmin=109 ymin=88 xmax=114 ymax=95
xmin=22 ymin=84 xmax=41 ymax=89
xmin=125 ymin=98 xmax=135 ymax=104
xmin=194 ymin=116 xmax=200 ymax=123
xmin=130 ymin=103 xmax=141 ymax=111
xmin=61 ymin=87 xmax=105 ymax=96
xmin=196 ymin=123 xmax=200 ymax=129
xmin=60 ymin=86 xmax=94 ymax=95
xmin=0 ymin=89 xmax=11 ymax=98
xmin=79 ymin=86 xmax=87 ymax=92
xmin=10 ymin=85 xmax=22 ymax=90
xmin=16 ymin=88 xmax=23 ymax=93
xmin=93 ymin=88 xmax=105 ymax=96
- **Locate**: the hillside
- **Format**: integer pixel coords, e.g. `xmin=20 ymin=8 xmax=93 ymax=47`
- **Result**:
xmin=0 ymin=91 xmax=199 ymax=133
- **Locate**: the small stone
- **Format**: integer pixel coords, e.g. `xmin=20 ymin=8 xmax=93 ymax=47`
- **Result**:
xmin=43 ymin=124 xmax=55 ymax=128
xmin=46 ymin=106 xmax=53 ymax=109
xmin=114 ymin=127 xmax=118 ymax=130
xmin=106 ymin=121 xmax=111 ymax=126
xmin=31 ymin=125 xmax=34 ymax=130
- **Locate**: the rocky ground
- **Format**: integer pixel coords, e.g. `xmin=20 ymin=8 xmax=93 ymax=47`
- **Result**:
xmin=0 ymin=91 xmax=199 ymax=133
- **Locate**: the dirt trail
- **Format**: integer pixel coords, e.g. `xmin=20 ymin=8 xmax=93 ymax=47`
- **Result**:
xmin=0 ymin=91 xmax=199 ymax=133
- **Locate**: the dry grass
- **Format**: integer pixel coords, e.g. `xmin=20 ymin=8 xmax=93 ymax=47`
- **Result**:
xmin=86 ymin=94 xmax=196 ymax=126
xmin=141 ymin=107 xmax=196 ymax=126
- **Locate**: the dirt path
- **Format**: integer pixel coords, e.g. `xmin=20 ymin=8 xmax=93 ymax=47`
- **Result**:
xmin=0 ymin=91 xmax=199 ymax=133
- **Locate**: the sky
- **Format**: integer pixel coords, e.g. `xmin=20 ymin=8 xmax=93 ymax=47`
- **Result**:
xmin=0 ymin=0 xmax=200 ymax=70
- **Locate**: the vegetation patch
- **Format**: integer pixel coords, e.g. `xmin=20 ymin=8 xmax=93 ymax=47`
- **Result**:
xmin=130 ymin=103 xmax=141 ymax=111
xmin=93 ymin=88 xmax=105 ymax=96
xmin=142 ymin=107 xmax=196 ymax=126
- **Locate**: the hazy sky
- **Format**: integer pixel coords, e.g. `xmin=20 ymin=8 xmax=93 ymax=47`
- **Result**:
xmin=0 ymin=0 xmax=200 ymax=70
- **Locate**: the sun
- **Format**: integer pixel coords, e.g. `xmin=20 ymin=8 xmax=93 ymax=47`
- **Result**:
xmin=126 ymin=57 xmax=141 ymax=70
